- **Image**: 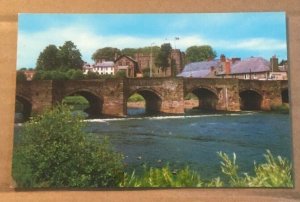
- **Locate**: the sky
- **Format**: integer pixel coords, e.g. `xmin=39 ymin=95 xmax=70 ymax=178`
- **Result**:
xmin=17 ymin=12 xmax=287 ymax=69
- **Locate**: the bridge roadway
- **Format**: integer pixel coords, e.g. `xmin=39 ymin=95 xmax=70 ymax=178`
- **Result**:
xmin=16 ymin=78 xmax=289 ymax=119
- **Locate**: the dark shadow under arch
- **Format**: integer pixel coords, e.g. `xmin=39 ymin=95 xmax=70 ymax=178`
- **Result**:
xmin=239 ymin=90 xmax=262 ymax=110
xmin=127 ymin=89 xmax=162 ymax=115
xmin=65 ymin=91 xmax=103 ymax=118
xmin=16 ymin=95 xmax=32 ymax=121
xmin=281 ymin=89 xmax=289 ymax=103
xmin=190 ymin=88 xmax=219 ymax=111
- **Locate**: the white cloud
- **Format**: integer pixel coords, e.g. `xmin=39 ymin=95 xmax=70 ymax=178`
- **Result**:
xmin=17 ymin=25 xmax=287 ymax=68
xmin=213 ymin=38 xmax=286 ymax=51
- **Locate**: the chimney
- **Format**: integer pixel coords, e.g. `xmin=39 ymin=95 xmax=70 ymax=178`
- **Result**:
xmin=220 ymin=54 xmax=226 ymax=62
xmin=231 ymin=57 xmax=241 ymax=64
xmin=225 ymin=61 xmax=231 ymax=75
xmin=270 ymin=55 xmax=279 ymax=72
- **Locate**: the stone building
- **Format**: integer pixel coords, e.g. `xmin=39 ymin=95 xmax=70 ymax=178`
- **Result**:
xmin=84 ymin=48 xmax=185 ymax=78
xmin=114 ymin=55 xmax=140 ymax=78
xmin=133 ymin=49 xmax=185 ymax=77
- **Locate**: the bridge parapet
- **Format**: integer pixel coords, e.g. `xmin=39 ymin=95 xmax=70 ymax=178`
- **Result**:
xmin=16 ymin=79 xmax=289 ymax=118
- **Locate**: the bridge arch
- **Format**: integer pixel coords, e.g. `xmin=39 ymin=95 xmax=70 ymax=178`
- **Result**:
xmin=186 ymin=86 xmax=219 ymax=111
xmin=126 ymin=88 xmax=162 ymax=115
xmin=239 ymin=89 xmax=263 ymax=110
xmin=15 ymin=95 xmax=32 ymax=121
xmin=281 ymin=88 xmax=289 ymax=103
xmin=63 ymin=89 xmax=103 ymax=118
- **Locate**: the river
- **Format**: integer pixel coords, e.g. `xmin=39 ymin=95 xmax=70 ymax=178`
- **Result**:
xmin=83 ymin=109 xmax=292 ymax=180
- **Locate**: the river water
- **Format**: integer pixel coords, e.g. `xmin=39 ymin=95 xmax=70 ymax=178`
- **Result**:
xmin=84 ymin=110 xmax=292 ymax=180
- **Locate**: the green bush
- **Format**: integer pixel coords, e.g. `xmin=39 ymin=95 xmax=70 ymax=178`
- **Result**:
xmin=16 ymin=71 xmax=27 ymax=82
xmin=71 ymin=70 xmax=85 ymax=80
xmin=127 ymin=93 xmax=145 ymax=102
xmin=63 ymin=96 xmax=89 ymax=106
xmin=85 ymin=71 xmax=100 ymax=79
xmin=62 ymin=96 xmax=89 ymax=111
xmin=115 ymin=70 xmax=127 ymax=78
xmin=13 ymin=104 xmax=124 ymax=188
xmin=271 ymin=103 xmax=289 ymax=114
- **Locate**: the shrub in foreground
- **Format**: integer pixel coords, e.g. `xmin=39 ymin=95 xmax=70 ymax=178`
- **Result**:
xmin=13 ymin=104 xmax=124 ymax=188
xmin=120 ymin=151 xmax=293 ymax=188
xmin=218 ymin=150 xmax=293 ymax=187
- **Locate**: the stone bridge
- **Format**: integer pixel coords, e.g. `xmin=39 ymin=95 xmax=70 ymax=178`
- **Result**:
xmin=16 ymin=78 xmax=289 ymax=119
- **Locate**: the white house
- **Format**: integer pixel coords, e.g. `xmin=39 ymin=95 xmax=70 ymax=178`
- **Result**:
xmin=83 ymin=61 xmax=115 ymax=75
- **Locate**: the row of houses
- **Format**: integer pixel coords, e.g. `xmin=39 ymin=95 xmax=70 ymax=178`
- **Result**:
xmin=19 ymin=50 xmax=288 ymax=81
xmin=83 ymin=49 xmax=185 ymax=78
xmin=177 ymin=55 xmax=288 ymax=80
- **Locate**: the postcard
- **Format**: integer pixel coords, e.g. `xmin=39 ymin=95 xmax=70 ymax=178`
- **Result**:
xmin=13 ymin=12 xmax=292 ymax=188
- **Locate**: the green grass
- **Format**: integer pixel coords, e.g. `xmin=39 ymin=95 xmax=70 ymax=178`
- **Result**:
xmin=119 ymin=151 xmax=293 ymax=188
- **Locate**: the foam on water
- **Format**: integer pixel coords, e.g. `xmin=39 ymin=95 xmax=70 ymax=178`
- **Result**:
xmin=85 ymin=112 xmax=256 ymax=123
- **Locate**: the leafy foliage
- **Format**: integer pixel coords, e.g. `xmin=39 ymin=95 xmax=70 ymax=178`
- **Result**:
xmin=127 ymin=93 xmax=145 ymax=102
xmin=16 ymin=71 xmax=27 ymax=82
xmin=115 ymin=70 xmax=127 ymax=78
xmin=155 ymin=43 xmax=172 ymax=74
xmin=121 ymin=46 xmax=160 ymax=58
xmin=217 ymin=150 xmax=293 ymax=187
xmin=32 ymin=69 xmax=115 ymax=81
xmin=185 ymin=45 xmax=216 ymax=63
xmin=92 ymin=47 xmax=121 ymax=62
xmin=271 ymin=103 xmax=289 ymax=114
xmin=13 ymin=104 xmax=124 ymax=188
xmin=32 ymin=70 xmax=68 ymax=80
xmin=36 ymin=45 xmax=60 ymax=71
xmin=120 ymin=165 xmax=203 ymax=187
xmin=57 ymin=41 xmax=84 ymax=70
xmin=36 ymin=41 xmax=83 ymax=71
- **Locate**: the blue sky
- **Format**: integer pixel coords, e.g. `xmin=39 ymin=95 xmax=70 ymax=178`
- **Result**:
xmin=17 ymin=12 xmax=287 ymax=68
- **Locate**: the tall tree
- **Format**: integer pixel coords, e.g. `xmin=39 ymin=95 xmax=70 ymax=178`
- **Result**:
xmin=57 ymin=41 xmax=84 ymax=70
xmin=155 ymin=43 xmax=172 ymax=75
xmin=185 ymin=45 xmax=216 ymax=63
xmin=36 ymin=45 xmax=60 ymax=71
xmin=121 ymin=48 xmax=138 ymax=58
xmin=92 ymin=47 xmax=121 ymax=62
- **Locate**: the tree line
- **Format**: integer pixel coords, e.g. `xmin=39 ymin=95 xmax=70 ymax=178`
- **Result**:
xmin=18 ymin=40 xmax=217 ymax=80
